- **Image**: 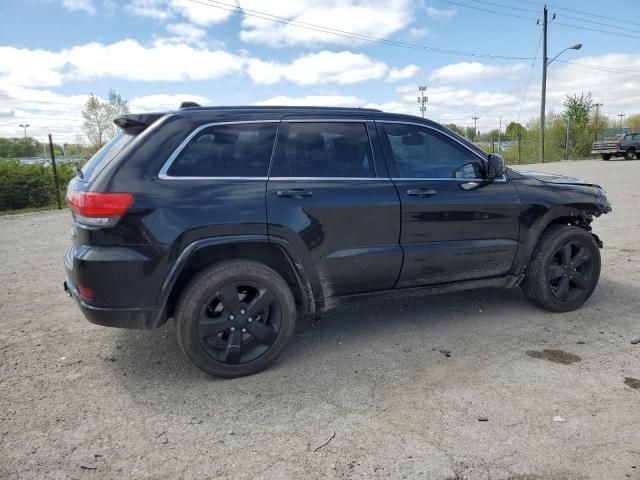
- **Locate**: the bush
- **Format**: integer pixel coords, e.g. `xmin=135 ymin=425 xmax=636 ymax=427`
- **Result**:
xmin=0 ymin=159 xmax=78 ymax=212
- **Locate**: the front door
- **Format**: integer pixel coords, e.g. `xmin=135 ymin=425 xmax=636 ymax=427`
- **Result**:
xmin=267 ymin=119 xmax=402 ymax=299
xmin=377 ymin=121 xmax=521 ymax=288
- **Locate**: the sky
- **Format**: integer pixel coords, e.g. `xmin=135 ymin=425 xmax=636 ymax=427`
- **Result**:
xmin=1 ymin=0 xmax=639 ymax=143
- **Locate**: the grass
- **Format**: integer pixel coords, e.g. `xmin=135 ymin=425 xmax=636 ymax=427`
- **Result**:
xmin=0 ymin=204 xmax=66 ymax=216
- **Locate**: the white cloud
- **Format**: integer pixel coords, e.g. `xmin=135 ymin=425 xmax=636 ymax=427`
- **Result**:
xmin=407 ymin=27 xmax=431 ymax=39
xmin=126 ymin=0 xmax=172 ymax=20
xmin=254 ymin=95 xmax=364 ymax=107
xmin=169 ymin=0 xmax=237 ymax=26
xmin=387 ymin=64 xmax=419 ymax=82
xmin=429 ymin=62 xmax=528 ymax=83
xmin=238 ymin=0 xmax=414 ymax=47
xmin=129 ymin=93 xmax=211 ymax=112
xmin=165 ymin=23 xmax=207 ymax=43
xmin=62 ymin=0 xmax=96 ymax=15
xmin=126 ymin=0 xmax=236 ymax=25
xmin=0 ymin=40 xmax=244 ymax=87
xmin=425 ymin=6 xmax=457 ymax=19
xmin=247 ymin=51 xmax=390 ymax=85
xmin=0 ymin=47 xmax=67 ymax=87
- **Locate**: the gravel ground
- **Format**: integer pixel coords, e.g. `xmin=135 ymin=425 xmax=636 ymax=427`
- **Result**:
xmin=1 ymin=160 xmax=639 ymax=480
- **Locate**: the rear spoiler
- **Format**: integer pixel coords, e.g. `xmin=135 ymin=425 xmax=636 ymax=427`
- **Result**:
xmin=113 ymin=113 xmax=165 ymax=134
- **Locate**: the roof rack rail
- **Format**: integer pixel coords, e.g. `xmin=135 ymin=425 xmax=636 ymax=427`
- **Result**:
xmin=179 ymin=101 xmax=201 ymax=109
xmin=176 ymin=105 xmax=383 ymax=113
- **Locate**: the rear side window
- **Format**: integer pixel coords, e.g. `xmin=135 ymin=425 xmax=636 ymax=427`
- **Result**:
xmin=280 ymin=122 xmax=375 ymax=178
xmin=81 ymin=132 xmax=136 ymax=182
xmin=166 ymin=122 xmax=277 ymax=177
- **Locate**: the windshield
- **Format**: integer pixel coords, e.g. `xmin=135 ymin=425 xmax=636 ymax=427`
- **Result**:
xmin=80 ymin=132 xmax=136 ymax=182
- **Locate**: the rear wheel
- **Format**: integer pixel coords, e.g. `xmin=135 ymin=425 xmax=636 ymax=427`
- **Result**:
xmin=601 ymin=154 xmax=612 ymax=161
xmin=521 ymin=225 xmax=601 ymax=312
xmin=624 ymin=149 xmax=637 ymax=160
xmin=175 ymin=260 xmax=296 ymax=378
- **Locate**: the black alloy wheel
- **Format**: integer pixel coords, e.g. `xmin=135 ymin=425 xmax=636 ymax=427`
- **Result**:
xmin=175 ymin=260 xmax=296 ymax=378
xmin=546 ymin=240 xmax=595 ymax=302
xmin=196 ymin=281 xmax=281 ymax=365
xmin=521 ymin=225 xmax=601 ymax=312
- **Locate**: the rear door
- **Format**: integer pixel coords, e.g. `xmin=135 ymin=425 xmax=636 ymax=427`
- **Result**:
xmin=377 ymin=120 xmax=521 ymax=288
xmin=266 ymin=118 xmax=402 ymax=299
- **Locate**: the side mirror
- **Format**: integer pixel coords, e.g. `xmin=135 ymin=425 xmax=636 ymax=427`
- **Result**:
xmin=487 ymin=153 xmax=505 ymax=180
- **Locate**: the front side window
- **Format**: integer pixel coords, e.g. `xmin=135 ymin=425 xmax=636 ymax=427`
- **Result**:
xmin=380 ymin=123 xmax=484 ymax=179
xmin=167 ymin=122 xmax=277 ymax=177
xmin=281 ymin=122 xmax=375 ymax=178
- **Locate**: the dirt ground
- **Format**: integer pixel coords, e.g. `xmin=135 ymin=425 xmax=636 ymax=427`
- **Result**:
xmin=1 ymin=160 xmax=639 ymax=480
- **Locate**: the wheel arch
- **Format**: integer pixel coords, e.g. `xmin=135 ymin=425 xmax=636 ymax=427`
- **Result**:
xmin=155 ymin=235 xmax=316 ymax=327
xmin=512 ymin=206 xmax=602 ymax=275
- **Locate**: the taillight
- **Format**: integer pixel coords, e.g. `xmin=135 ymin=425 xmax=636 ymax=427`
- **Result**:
xmin=67 ymin=191 xmax=134 ymax=227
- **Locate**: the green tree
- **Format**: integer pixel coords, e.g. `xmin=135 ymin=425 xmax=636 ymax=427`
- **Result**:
xmin=465 ymin=126 xmax=477 ymax=141
xmin=563 ymin=92 xmax=592 ymax=128
xmin=444 ymin=123 xmax=466 ymax=136
xmin=82 ymin=88 xmax=129 ymax=149
xmin=505 ymin=122 xmax=525 ymax=139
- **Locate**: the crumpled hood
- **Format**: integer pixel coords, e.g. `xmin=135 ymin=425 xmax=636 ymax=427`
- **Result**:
xmin=511 ymin=168 xmax=599 ymax=187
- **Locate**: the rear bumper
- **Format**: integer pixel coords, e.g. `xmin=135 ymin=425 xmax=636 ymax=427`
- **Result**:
xmin=64 ymin=245 xmax=164 ymax=329
xmin=590 ymin=149 xmax=620 ymax=154
xmin=64 ymin=277 xmax=160 ymax=329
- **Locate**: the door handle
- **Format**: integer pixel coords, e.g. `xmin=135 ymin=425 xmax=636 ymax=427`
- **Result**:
xmin=276 ymin=189 xmax=313 ymax=198
xmin=406 ymin=188 xmax=437 ymax=197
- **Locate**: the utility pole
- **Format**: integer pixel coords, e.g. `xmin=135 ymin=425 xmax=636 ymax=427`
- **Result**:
xmin=539 ymin=5 xmax=548 ymax=163
xmin=498 ymin=115 xmax=502 ymax=151
xmin=472 ymin=116 xmax=479 ymax=139
xmin=618 ymin=113 xmax=626 ymax=128
xmin=417 ymin=86 xmax=428 ymax=118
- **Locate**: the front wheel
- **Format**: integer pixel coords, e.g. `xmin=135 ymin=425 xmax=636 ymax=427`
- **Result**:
xmin=624 ymin=149 xmax=637 ymax=160
xmin=521 ymin=225 xmax=601 ymax=312
xmin=175 ymin=260 xmax=296 ymax=378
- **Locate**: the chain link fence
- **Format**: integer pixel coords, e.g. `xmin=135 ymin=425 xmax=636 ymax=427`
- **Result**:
xmin=0 ymin=157 xmax=81 ymax=214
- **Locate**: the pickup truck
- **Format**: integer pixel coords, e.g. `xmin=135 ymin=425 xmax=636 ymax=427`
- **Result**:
xmin=592 ymin=132 xmax=640 ymax=160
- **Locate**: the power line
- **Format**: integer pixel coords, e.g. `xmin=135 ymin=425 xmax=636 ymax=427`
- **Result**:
xmin=556 ymin=13 xmax=640 ymax=35
xmin=434 ymin=0 xmax=537 ymax=21
xmin=188 ymin=0 xmax=539 ymax=60
xmin=437 ymin=0 xmax=640 ymax=40
xmin=509 ymin=0 xmax=640 ymax=28
xmin=517 ymin=28 xmax=543 ymax=122
xmin=554 ymin=20 xmax=640 ymax=41
xmin=453 ymin=0 xmax=539 ymax=14
xmin=556 ymin=60 xmax=640 ymax=78
xmin=550 ymin=3 xmax=640 ymax=29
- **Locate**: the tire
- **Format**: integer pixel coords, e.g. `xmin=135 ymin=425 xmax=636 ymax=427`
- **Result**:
xmin=601 ymin=154 xmax=612 ymax=161
xmin=175 ymin=260 xmax=296 ymax=378
xmin=624 ymin=149 xmax=637 ymax=160
xmin=521 ymin=225 xmax=601 ymax=312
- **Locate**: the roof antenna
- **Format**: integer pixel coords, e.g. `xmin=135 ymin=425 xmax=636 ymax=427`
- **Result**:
xmin=179 ymin=101 xmax=200 ymax=109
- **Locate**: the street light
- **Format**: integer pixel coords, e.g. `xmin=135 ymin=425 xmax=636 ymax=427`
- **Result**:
xmin=539 ymin=38 xmax=582 ymax=163
xmin=19 ymin=123 xmax=30 ymax=140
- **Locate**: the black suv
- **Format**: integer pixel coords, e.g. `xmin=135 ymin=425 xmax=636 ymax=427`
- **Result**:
xmin=64 ymin=105 xmax=611 ymax=377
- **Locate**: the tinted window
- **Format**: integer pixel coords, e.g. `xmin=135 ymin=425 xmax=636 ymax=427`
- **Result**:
xmin=281 ymin=122 xmax=375 ymax=178
xmin=167 ymin=122 xmax=277 ymax=177
xmin=381 ymin=123 xmax=483 ymax=179
xmin=81 ymin=132 xmax=136 ymax=182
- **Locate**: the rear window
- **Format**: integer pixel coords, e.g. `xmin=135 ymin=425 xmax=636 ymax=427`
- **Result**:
xmin=80 ymin=132 xmax=136 ymax=182
xmin=166 ymin=122 xmax=277 ymax=177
